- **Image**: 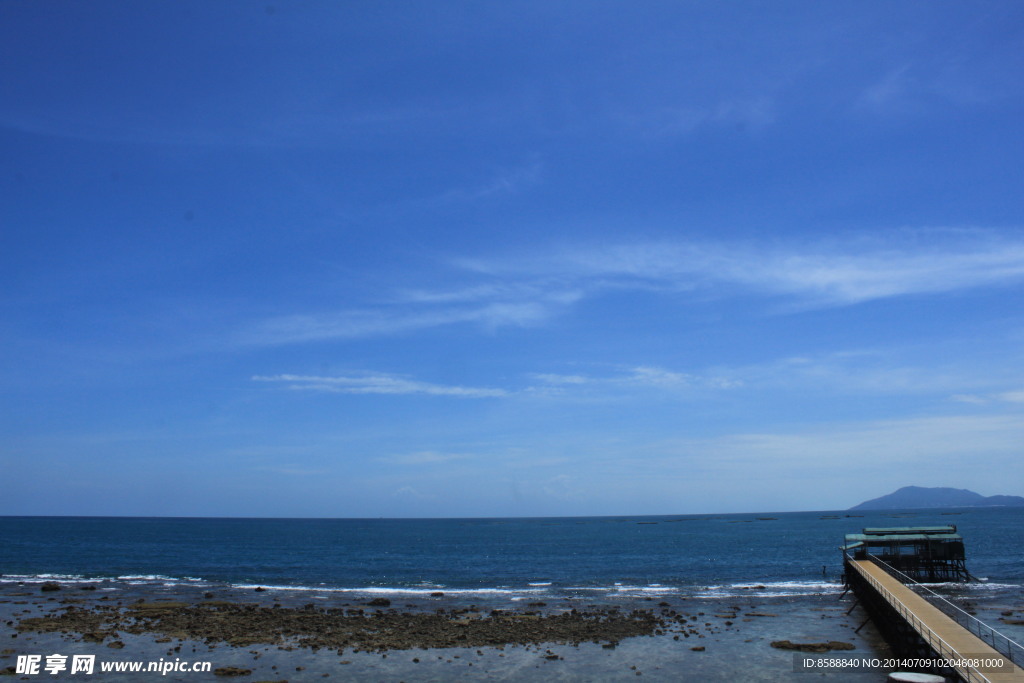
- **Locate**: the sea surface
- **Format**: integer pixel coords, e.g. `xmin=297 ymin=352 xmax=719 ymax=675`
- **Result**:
xmin=2 ymin=507 xmax=1022 ymax=681
xmin=2 ymin=507 xmax=1021 ymax=603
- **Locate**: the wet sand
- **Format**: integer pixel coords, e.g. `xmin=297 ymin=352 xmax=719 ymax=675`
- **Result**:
xmin=1 ymin=580 xmax=893 ymax=681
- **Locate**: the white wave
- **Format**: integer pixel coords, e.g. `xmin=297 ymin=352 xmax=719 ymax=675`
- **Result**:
xmin=556 ymin=585 xmax=677 ymax=595
xmin=700 ymin=580 xmax=844 ymax=597
xmin=116 ymin=574 xmax=175 ymax=581
xmin=3 ymin=573 xmax=82 ymax=580
xmin=559 ymin=585 xmax=678 ymax=595
xmin=0 ymin=573 xmax=93 ymax=584
xmin=0 ymin=572 xmax=218 ymax=588
xmin=967 ymin=582 xmax=1021 ymax=590
xmin=111 ymin=574 xmax=212 ymax=587
xmin=231 ymin=584 xmax=548 ymax=596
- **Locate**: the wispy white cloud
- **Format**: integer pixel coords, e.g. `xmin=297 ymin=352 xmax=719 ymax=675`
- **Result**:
xmin=855 ymin=61 xmax=992 ymax=118
xmin=527 ymin=344 xmax=1022 ymax=402
xmin=462 ymin=230 xmax=1024 ymax=307
xmin=857 ymin=65 xmax=916 ymax=113
xmin=380 ymin=451 xmax=471 ymax=465
xmin=240 ymin=296 xmax=572 ymax=346
xmin=618 ymin=97 xmax=776 ymax=137
xmin=951 ymin=389 xmax=1024 ymax=405
xmin=436 ymin=159 xmax=543 ymax=203
xmin=716 ymin=350 xmax=982 ymax=396
xmin=529 ymin=373 xmax=590 ymax=386
xmin=253 ymin=364 xmax=741 ymax=403
xmin=675 ymin=414 xmax=1024 ymax=479
xmin=253 ymin=373 xmax=508 ymax=398
xmin=628 ymin=366 xmax=692 ymax=387
xmin=254 ymin=465 xmax=329 ymax=477
xmin=623 ymin=413 xmax=1024 ymax=509
xmin=239 ymin=230 xmax=1024 ymax=347
xmin=527 ymin=365 xmax=739 ymax=396
xmin=392 ymin=485 xmax=436 ymax=501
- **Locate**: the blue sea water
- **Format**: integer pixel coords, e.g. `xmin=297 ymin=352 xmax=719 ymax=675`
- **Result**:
xmin=2 ymin=507 xmax=1021 ymax=602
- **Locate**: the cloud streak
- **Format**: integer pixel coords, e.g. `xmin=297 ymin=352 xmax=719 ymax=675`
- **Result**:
xmin=465 ymin=231 xmax=1024 ymax=307
xmin=596 ymin=412 xmax=1024 ymax=510
xmin=252 ymin=363 xmax=743 ymax=403
xmin=253 ymin=373 xmax=508 ymax=398
xmin=951 ymin=389 xmax=1024 ymax=405
xmin=527 ymin=366 xmax=741 ymax=396
xmin=679 ymin=414 xmax=1024 ymax=478
xmin=239 ymin=297 xmax=573 ymax=346
xmin=239 ymin=230 xmax=1024 ymax=347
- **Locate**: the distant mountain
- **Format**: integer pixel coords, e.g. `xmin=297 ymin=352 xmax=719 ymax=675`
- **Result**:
xmin=850 ymin=486 xmax=1024 ymax=511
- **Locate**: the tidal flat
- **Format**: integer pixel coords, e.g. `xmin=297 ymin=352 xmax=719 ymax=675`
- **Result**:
xmin=1 ymin=580 xmax=893 ymax=681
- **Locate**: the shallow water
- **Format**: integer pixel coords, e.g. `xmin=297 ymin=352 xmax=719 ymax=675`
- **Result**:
xmin=0 ymin=584 xmax=891 ymax=681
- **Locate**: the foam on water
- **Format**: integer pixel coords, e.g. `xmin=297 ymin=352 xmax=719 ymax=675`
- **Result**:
xmin=0 ymin=573 xmax=89 ymax=584
xmin=701 ymin=580 xmax=843 ymax=597
xmin=231 ymin=583 xmax=549 ymax=596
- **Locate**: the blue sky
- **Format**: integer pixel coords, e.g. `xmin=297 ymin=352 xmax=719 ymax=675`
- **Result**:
xmin=2 ymin=1 xmax=1023 ymax=517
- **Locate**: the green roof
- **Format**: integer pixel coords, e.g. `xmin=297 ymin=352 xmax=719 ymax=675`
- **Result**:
xmin=861 ymin=526 xmax=956 ymax=535
xmin=844 ymin=533 xmax=962 ymax=543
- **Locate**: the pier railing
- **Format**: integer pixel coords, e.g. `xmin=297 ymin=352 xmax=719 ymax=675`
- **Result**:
xmin=867 ymin=555 xmax=1024 ymax=669
xmin=846 ymin=554 xmax=994 ymax=683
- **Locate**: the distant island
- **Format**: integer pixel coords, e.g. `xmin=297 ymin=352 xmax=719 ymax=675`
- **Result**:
xmin=850 ymin=486 xmax=1024 ymax=511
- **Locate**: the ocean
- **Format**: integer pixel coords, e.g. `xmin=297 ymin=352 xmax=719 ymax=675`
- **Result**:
xmin=2 ymin=507 xmax=1022 ymax=681
xmin=2 ymin=507 xmax=1022 ymax=599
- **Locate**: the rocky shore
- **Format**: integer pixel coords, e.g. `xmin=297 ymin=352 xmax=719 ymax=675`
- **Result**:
xmin=1 ymin=581 xmax=890 ymax=681
xmin=16 ymin=599 xmax=668 ymax=653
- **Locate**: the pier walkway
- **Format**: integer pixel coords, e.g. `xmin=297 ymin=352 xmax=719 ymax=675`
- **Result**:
xmin=848 ymin=558 xmax=1024 ymax=682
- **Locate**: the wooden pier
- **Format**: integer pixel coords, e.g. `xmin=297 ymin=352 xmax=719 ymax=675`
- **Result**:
xmin=844 ymin=557 xmax=1024 ymax=682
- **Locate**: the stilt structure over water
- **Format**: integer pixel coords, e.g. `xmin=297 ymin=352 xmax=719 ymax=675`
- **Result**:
xmin=841 ymin=525 xmax=1024 ymax=682
xmin=842 ymin=525 xmax=969 ymax=582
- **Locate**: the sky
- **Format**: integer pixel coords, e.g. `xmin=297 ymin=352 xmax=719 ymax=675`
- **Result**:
xmin=2 ymin=1 xmax=1023 ymax=518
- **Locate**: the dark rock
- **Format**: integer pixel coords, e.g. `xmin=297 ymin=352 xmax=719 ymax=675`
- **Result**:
xmin=213 ymin=667 xmax=252 ymax=676
xmin=367 ymin=598 xmax=391 ymax=607
xmin=13 ymin=598 xmax=666 ymax=653
xmin=770 ymin=640 xmax=855 ymax=652
xmin=40 ymin=582 xmax=61 ymax=592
